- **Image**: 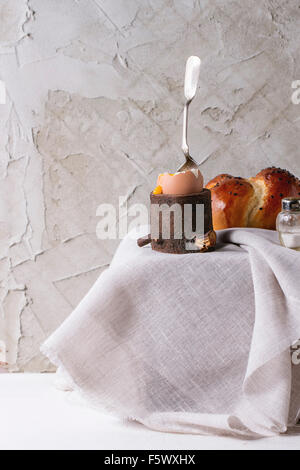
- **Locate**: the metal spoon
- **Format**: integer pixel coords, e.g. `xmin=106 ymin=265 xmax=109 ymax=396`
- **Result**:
xmin=177 ymin=56 xmax=201 ymax=173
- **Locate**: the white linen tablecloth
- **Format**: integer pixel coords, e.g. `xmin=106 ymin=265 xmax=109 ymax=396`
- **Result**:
xmin=41 ymin=228 xmax=300 ymax=438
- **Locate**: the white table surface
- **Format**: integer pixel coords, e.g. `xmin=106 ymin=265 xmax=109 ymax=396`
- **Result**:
xmin=0 ymin=373 xmax=299 ymax=450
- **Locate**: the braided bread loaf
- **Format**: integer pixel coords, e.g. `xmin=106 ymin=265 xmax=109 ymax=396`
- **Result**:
xmin=205 ymin=168 xmax=300 ymax=230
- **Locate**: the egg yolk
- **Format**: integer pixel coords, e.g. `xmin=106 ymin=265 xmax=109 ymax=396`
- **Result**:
xmin=153 ymin=185 xmax=162 ymax=195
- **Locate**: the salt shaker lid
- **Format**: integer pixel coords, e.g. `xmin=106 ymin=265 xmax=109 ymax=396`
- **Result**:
xmin=282 ymin=197 xmax=300 ymax=211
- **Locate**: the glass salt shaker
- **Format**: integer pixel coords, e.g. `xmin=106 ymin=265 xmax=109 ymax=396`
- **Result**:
xmin=276 ymin=198 xmax=300 ymax=251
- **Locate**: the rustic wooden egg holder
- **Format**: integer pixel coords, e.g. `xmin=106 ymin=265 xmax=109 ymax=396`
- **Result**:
xmin=137 ymin=188 xmax=216 ymax=254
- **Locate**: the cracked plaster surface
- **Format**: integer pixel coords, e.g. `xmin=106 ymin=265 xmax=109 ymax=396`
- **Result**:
xmin=1 ymin=0 xmax=300 ymax=371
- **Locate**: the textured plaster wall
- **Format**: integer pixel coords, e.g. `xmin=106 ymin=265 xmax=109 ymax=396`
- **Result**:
xmin=1 ymin=0 xmax=300 ymax=371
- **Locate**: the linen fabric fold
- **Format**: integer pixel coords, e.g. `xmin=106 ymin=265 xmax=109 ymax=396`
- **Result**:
xmin=41 ymin=228 xmax=300 ymax=437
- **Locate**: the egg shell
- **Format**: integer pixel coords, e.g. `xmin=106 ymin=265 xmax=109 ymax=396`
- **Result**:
xmin=157 ymin=170 xmax=204 ymax=195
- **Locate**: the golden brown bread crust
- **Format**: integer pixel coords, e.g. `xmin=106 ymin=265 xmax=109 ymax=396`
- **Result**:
xmin=206 ymin=174 xmax=233 ymax=190
xmin=206 ymin=167 xmax=300 ymax=231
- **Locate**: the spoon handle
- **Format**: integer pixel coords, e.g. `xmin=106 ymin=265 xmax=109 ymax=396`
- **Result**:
xmin=184 ymin=56 xmax=201 ymax=102
xmin=181 ymin=56 xmax=201 ymax=160
xmin=182 ymin=102 xmax=190 ymax=158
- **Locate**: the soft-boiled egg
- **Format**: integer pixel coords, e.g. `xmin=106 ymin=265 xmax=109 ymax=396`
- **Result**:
xmin=154 ymin=169 xmax=204 ymax=195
